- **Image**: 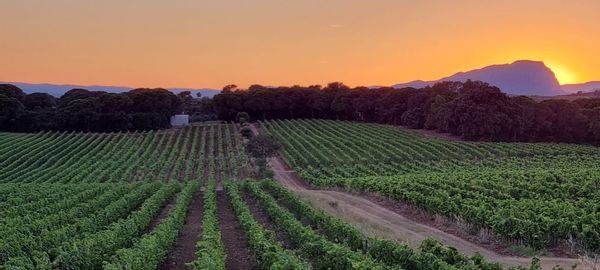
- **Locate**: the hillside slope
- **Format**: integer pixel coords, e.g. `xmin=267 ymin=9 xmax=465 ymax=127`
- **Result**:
xmin=394 ymin=60 xmax=564 ymax=96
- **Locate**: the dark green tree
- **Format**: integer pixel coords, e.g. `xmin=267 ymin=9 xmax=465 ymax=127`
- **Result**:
xmin=23 ymin=93 xmax=57 ymax=110
xmin=235 ymin=112 xmax=250 ymax=124
xmin=0 ymin=84 xmax=26 ymax=102
xmin=58 ymin=98 xmax=98 ymax=130
xmin=0 ymin=95 xmax=25 ymax=128
xmin=245 ymin=134 xmax=281 ymax=178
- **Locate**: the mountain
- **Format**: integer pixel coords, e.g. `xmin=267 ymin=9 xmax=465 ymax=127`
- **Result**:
xmin=0 ymin=81 xmax=220 ymax=97
xmin=561 ymin=81 xmax=600 ymax=93
xmin=393 ymin=60 xmax=565 ymax=96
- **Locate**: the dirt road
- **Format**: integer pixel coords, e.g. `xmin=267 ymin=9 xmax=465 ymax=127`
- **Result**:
xmin=250 ymin=123 xmax=587 ymax=270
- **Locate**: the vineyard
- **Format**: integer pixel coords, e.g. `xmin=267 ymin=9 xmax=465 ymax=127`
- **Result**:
xmin=261 ymin=119 xmax=600 ymax=254
xmin=0 ymin=123 xmax=257 ymax=269
xmin=0 ymin=124 xmax=252 ymax=183
xmin=0 ymin=121 xmax=595 ymax=269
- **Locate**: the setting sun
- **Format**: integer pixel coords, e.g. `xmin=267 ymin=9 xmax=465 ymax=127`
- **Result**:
xmin=545 ymin=62 xmax=579 ymax=85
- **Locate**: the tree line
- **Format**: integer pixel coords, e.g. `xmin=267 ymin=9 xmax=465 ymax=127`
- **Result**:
xmin=0 ymin=84 xmax=183 ymax=132
xmin=4 ymin=81 xmax=600 ymax=145
xmin=212 ymin=81 xmax=600 ymax=144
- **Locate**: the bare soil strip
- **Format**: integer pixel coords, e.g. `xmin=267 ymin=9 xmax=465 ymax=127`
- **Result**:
xmin=217 ymin=191 xmax=258 ymax=270
xmin=241 ymin=190 xmax=295 ymax=250
xmin=160 ymin=189 xmax=204 ymax=270
xmin=249 ymin=123 xmax=588 ymax=270
xmin=360 ymin=192 xmax=572 ymax=258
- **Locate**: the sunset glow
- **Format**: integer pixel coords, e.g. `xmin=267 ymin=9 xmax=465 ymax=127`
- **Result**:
xmin=545 ymin=62 xmax=579 ymax=85
xmin=1 ymin=0 xmax=599 ymax=88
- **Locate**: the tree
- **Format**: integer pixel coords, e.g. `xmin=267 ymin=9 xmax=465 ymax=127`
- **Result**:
xmin=401 ymin=108 xmax=426 ymax=129
xmin=213 ymin=91 xmax=244 ymax=120
xmin=246 ymin=134 xmax=281 ymax=178
xmin=127 ymin=88 xmax=183 ymax=118
xmin=12 ymin=109 xmax=56 ymax=132
xmin=586 ymin=107 xmax=600 ymax=145
xmin=439 ymin=81 xmax=522 ymax=141
xmin=236 ymin=112 xmax=250 ymax=124
xmin=197 ymin=97 xmax=215 ymax=114
xmin=96 ymin=93 xmax=133 ymax=113
xmin=177 ymin=91 xmax=193 ymax=113
xmin=23 ymin=93 xmax=56 ymax=110
xmin=0 ymin=95 xmax=25 ymax=129
xmin=0 ymin=84 xmax=26 ymax=102
xmin=59 ymin=88 xmax=105 ymax=107
xmin=246 ymin=134 xmax=281 ymax=160
xmin=222 ymin=84 xmax=238 ymax=93
xmin=244 ymin=91 xmax=271 ymax=120
xmin=58 ymin=98 xmax=98 ymax=130
xmin=130 ymin=112 xmax=169 ymax=131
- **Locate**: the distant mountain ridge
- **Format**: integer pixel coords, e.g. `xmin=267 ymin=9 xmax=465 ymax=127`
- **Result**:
xmin=5 ymin=61 xmax=599 ymax=98
xmin=394 ymin=60 xmax=566 ymax=96
xmin=0 ymin=81 xmax=220 ymax=97
xmin=561 ymin=81 xmax=600 ymax=93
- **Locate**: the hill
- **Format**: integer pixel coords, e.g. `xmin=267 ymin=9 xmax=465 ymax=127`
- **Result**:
xmin=394 ymin=60 xmax=565 ymax=96
xmin=561 ymin=81 xmax=600 ymax=93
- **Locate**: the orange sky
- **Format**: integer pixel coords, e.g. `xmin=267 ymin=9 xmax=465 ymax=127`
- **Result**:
xmin=1 ymin=0 xmax=599 ymax=89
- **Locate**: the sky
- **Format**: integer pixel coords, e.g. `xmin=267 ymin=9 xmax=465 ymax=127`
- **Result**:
xmin=1 ymin=0 xmax=599 ymax=89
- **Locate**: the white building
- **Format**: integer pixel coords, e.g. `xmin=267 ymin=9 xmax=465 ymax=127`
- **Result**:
xmin=170 ymin=114 xmax=189 ymax=127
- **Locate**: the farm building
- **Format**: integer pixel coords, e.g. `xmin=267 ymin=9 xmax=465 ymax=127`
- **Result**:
xmin=170 ymin=114 xmax=189 ymax=127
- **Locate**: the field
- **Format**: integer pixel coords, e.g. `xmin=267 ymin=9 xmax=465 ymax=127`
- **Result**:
xmin=262 ymin=119 xmax=600 ymax=253
xmin=0 ymin=121 xmax=598 ymax=269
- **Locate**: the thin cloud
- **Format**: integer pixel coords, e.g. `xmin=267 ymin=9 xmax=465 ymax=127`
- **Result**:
xmin=328 ymin=24 xmax=345 ymax=28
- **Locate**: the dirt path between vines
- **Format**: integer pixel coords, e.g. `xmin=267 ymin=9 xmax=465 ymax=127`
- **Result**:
xmin=217 ymin=191 xmax=258 ymax=270
xmin=160 ymin=190 xmax=204 ymax=270
xmin=249 ymin=123 xmax=587 ymax=270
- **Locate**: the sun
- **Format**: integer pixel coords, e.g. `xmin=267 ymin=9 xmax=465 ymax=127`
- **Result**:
xmin=544 ymin=62 xmax=578 ymax=85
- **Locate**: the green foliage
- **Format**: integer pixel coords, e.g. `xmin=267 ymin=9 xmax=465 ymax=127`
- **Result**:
xmin=246 ymin=134 xmax=281 ymax=160
xmin=103 ymin=181 xmax=199 ymax=270
xmin=0 ymin=121 xmax=591 ymax=270
xmin=244 ymin=181 xmax=392 ymax=270
xmin=188 ymin=126 xmax=226 ymax=270
xmin=260 ymin=180 xmax=511 ymax=270
xmin=189 ymin=178 xmax=226 ymax=270
xmin=0 ymin=95 xmax=25 ymax=125
xmin=236 ymin=111 xmax=250 ymax=123
xmin=53 ymin=183 xmax=180 ymax=269
xmin=0 ymin=84 xmax=183 ymax=132
xmin=260 ymin=180 xmax=364 ymax=250
xmin=263 ymin=119 xmax=600 ymax=253
xmin=224 ymin=181 xmax=311 ymax=269
xmin=0 ymin=183 xmax=175 ymax=269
